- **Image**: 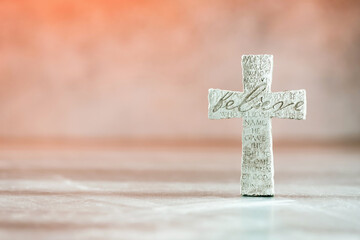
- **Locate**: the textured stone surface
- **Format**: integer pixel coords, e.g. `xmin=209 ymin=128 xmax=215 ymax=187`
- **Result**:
xmin=208 ymin=55 xmax=307 ymax=196
xmin=0 ymin=146 xmax=359 ymax=240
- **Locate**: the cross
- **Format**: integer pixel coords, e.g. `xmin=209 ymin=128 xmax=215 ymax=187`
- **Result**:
xmin=208 ymin=54 xmax=306 ymax=197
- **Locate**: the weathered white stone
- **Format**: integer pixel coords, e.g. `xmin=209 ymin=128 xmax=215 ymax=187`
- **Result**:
xmin=208 ymin=54 xmax=307 ymax=196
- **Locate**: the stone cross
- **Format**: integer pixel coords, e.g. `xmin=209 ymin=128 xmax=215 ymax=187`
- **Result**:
xmin=208 ymin=54 xmax=306 ymax=196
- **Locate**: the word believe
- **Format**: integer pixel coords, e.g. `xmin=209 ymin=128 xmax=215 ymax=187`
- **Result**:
xmin=212 ymin=83 xmax=304 ymax=114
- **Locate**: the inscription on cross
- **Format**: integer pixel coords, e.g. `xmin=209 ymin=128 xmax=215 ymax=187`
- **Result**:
xmin=208 ymin=54 xmax=306 ymax=196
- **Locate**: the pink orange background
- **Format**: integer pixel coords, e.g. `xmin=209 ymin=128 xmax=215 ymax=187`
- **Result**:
xmin=0 ymin=0 xmax=359 ymax=144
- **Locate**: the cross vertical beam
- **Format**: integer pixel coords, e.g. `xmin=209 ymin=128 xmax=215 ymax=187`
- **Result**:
xmin=241 ymin=55 xmax=274 ymax=196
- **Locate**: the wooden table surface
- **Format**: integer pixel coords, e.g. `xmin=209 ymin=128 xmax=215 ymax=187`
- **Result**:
xmin=0 ymin=145 xmax=359 ymax=240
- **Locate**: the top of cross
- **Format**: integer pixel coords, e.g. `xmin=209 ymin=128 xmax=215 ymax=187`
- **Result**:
xmin=242 ymin=54 xmax=273 ymax=92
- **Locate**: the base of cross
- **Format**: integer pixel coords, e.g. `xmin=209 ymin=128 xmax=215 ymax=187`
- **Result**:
xmin=242 ymin=194 xmax=274 ymax=197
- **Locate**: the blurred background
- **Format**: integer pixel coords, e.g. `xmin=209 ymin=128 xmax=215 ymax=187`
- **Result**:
xmin=1 ymin=2 xmax=360 ymax=239
xmin=0 ymin=0 xmax=359 ymax=146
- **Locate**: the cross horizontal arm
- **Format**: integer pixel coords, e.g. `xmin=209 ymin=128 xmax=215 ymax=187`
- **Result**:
xmin=208 ymin=88 xmax=306 ymax=120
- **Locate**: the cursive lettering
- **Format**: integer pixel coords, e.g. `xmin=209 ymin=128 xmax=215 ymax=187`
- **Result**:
xmin=213 ymin=85 xmax=304 ymax=114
